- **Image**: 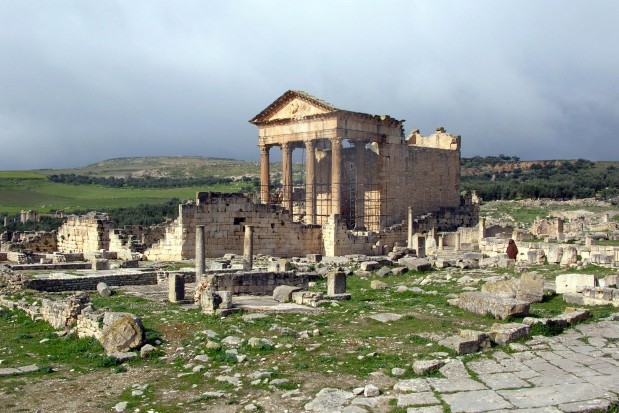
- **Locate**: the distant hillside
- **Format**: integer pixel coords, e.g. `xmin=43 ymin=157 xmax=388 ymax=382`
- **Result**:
xmin=461 ymin=156 xmax=619 ymax=200
xmin=37 ymin=156 xmax=279 ymax=179
xmin=21 ymin=154 xmax=619 ymax=202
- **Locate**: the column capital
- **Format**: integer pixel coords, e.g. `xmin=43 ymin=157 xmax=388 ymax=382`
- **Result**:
xmin=259 ymin=144 xmax=271 ymax=154
xmin=329 ymin=136 xmax=343 ymax=145
xmin=304 ymin=139 xmax=316 ymax=150
xmin=281 ymin=141 xmax=292 ymax=152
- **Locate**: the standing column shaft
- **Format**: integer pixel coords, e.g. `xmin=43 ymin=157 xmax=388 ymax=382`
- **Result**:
xmin=304 ymin=140 xmax=316 ymax=225
xmin=355 ymin=142 xmax=366 ymax=229
xmin=478 ymin=217 xmax=486 ymax=242
xmin=243 ymin=225 xmax=254 ymax=271
xmin=195 ymin=225 xmax=205 ymax=279
xmin=331 ymin=137 xmax=342 ymax=215
xmin=259 ymin=145 xmax=270 ymax=204
xmin=407 ymin=206 xmax=414 ymax=248
xmin=281 ymin=142 xmax=293 ymax=213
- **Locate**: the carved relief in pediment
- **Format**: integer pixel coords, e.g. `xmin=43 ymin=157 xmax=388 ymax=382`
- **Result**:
xmin=267 ymin=98 xmax=332 ymax=121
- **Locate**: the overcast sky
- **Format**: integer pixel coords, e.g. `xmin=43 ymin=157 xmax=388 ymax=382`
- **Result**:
xmin=1 ymin=1 xmax=618 ymax=170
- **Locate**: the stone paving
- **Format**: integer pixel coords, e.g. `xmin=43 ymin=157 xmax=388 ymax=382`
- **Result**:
xmin=304 ymin=319 xmax=619 ymax=412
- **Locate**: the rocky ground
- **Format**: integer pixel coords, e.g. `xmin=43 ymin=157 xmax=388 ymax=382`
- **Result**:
xmin=1 ymin=257 xmax=619 ymax=413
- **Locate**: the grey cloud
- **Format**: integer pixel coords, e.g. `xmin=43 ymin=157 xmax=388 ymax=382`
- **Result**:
xmin=1 ymin=1 xmax=617 ymax=170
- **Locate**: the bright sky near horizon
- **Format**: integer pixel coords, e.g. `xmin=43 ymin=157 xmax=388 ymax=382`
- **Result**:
xmin=1 ymin=1 xmax=618 ymax=170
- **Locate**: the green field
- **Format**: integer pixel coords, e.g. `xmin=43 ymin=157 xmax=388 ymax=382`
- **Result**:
xmin=0 ymin=177 xmax=251 ymax=215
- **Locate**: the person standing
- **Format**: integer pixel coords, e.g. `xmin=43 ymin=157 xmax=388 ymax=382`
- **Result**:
xmin=506 ymin=239 xmax=518 ymax=260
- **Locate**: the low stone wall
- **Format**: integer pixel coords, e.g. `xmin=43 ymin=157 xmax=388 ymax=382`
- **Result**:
xmin=40 ymin=295 xmax=90 ymax=329
xmin=77 ymin=310 xmax=103 ymax=339
xmin=205 ymin=270 xmax=312 ymax=295
xmin=0 ymin=294 xmax=90 ymax=330
xmin=564 ymin=287 xmax=619 ymax=307
xmin=24 ymin=271 xmax=159 ymax=292
xmin=9 ymin=263 xmax=92 ymax=271
xmin=480 ymin=238 xmax=619 ymax=267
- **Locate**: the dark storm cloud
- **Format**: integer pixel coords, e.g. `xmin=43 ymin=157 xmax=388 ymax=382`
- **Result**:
xmin=1 ymin=1 xmax=617 ymax=170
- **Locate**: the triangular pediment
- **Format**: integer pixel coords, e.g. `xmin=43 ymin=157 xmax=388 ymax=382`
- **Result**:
xmin=267 ymin=97 xmax=332 ymax=121
xmin=249 ymin=90 xmax=339 ymax=124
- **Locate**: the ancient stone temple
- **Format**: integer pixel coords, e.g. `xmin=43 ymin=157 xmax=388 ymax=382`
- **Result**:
xmin=55 ymin=91 xmax=478 ymax=259
xmin=249 ymin=90 xmax=463 ymax=232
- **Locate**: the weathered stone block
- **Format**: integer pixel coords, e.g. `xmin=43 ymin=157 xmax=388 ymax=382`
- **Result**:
xmin=516 ymin=273 xmax=544 ymax=303
xmin=398 ymin=257 xmax=432 ymax=272
xmin=489 ymin=323 xmax=530 ymax=345
xmin=327 ymin=271 xmax=346 ymax=295
xmin=438 ymin=335 xmax=480 ymax=355
xmin=370 ymin=280 xmax=388 ymax=290
xmin=560 ymin=246 xmax=578 ymax=266
xmin=481 ymin=278 xmax=518 ymax=298
xmin=273 ymin=285 xmax=303 ymax=302
xmin=360 ymin=261 xmax=380 ymax=271
xmin=99 ymin=313 xmax=145 ymax=354
xmin=458 ymin=292 xmax=530 ymax=320
xmin=556 ymin=273 xmax=596 ymax=294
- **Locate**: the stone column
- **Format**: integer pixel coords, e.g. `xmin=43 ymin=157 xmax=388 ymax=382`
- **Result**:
xmin=195 ymin=225 xmax=205 ymax=279
xmin=556 ymin=218 xmax=564 ymax=237
xmin=243 ymin=225 xmax=254 ymax=271
xmin=354 ymin=141 xmax=366 ymax=229
xmin=304 ymin=140 xmax=316 ymax=225
xmin=3 ymin=216 xmax=7 ymax=227
xmin=407 ymin=206 xmax=414 ymax=248
xmin=168 ymin=273 xmax=185 ymax=303
xmin=438 ymin=234 xmax=444 ymax=250
xmin=282 ymin=142 xmax=293 ymax=213
xmin=330 ymin=137 xmax=342 ymax=215
xmin=478 ymin=217 xmax=486 ymax=241
xmin=454 ymin=233 xmax=461 ymax=251
xmin=259 ymin=144 xmax=270 ymax=204
xmin=604 ymin=213 xmax=610 ymax=223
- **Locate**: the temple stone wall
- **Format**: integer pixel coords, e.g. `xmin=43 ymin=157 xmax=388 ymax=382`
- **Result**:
xmin=57 ymin=213 xmax=112 ymax=253
xmin=145 ymin=193 xmax=323 ymax=260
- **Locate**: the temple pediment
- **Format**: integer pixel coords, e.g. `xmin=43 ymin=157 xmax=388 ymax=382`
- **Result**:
xmin=267 ymin=97 xmax=332 ymax=121
xmin=249 ymin=90 xmax=338 ymax=124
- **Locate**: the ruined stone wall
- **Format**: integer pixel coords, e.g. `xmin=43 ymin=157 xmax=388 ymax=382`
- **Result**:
xmin=205 ymin=270 xmax=310 ymax=295
xmin=0 ymin=231 xmax=57 ymax=253
xmin=322 ymin=214 xmax=378 ymax=256
xmin=322 ymin=203 xmax=479 ymax=256
xmin=57 ymin=213 xmax=112 ymax=253
xmin=24 ymin=271 xmax=159 ymax=292
xmin=145 ymin=193 xmax=323 ymax=260
xmin=530 ymin=218 xmax=563 ymax=237
xmin=480 ymin=238 xmax=619 ymax=266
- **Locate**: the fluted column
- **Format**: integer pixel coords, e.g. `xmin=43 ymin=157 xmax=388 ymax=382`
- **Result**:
xmin=282 ymin=142 xmax=293 ymax=213
xmin=259 ymin=145 xmax=270 ymax=204
xmin=330 ymin=137 xmax=342 ymax=216
xmin=304 ymin=140 xmax=316 ymax=225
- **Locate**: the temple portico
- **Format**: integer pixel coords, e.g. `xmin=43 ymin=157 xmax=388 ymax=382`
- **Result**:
xmin=250 ymin=90 xmax=464 ymax=232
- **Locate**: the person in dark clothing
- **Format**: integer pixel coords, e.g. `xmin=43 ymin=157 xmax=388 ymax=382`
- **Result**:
xmin=506 ymin=239 xmax=518 ymax=260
